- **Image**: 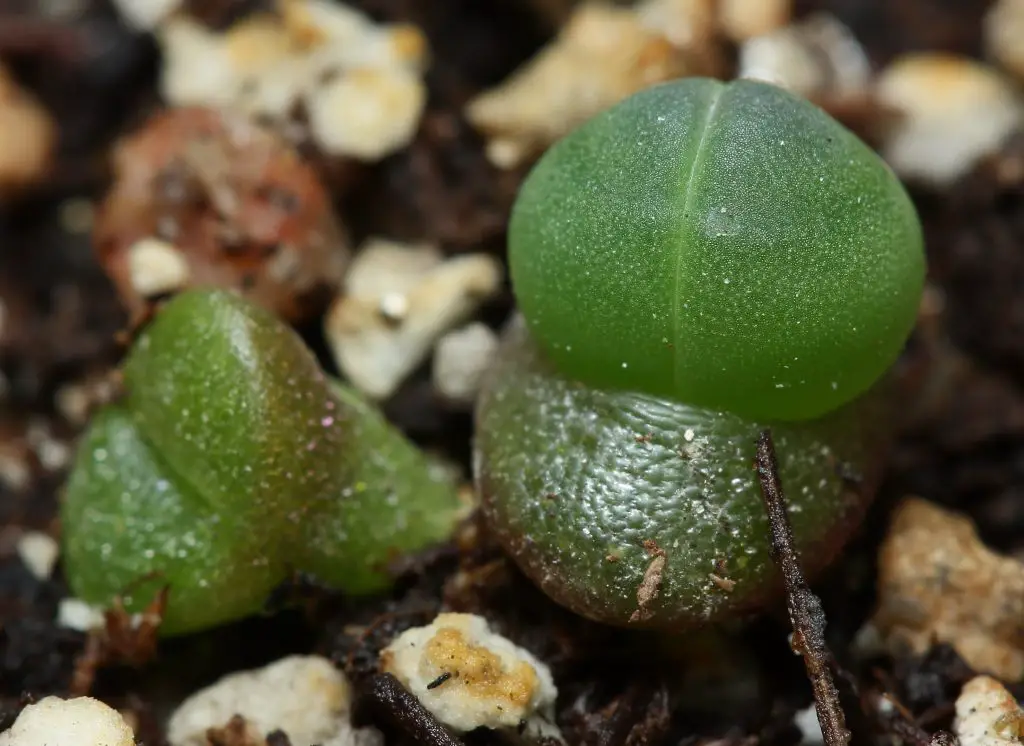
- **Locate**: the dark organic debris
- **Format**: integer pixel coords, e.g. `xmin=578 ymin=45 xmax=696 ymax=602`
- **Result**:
xmin=360 ymin=672 xmax=465 ymax=746
xmin=70 ymin=585 xmax=167 ymax=696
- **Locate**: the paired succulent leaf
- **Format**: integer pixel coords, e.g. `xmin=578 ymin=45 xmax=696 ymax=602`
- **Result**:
xmin=510 ymin=78 xmax=925 ymax=421
xmin=62 ymin=289 xmax=464 ymax=635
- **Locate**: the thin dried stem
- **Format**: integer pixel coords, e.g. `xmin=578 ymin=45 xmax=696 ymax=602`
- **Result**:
xmin=755 ymin=429 xmax=850 ymax=746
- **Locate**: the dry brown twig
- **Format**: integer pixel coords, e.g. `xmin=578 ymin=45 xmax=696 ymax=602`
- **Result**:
xmin=756 ymin=430 xmax=959 ymax=746
xmin=755 ymin=429 xmax=850 ymax=746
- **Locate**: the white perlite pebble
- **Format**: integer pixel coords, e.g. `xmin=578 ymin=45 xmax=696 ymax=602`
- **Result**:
xmin=157 ymin=0 xmax=428 ymax=160
xmin=167 ymin=655 xmax=383 ymax=746
xmin=955 ymin=676 xmax=1024 ymax=746
xmin=381 ymin=613 xmax=561 ymax=740
xmin=325 ymin=239 xmax=502 ymax=400
xmin=876 ymin=53 xmax=1024 ymax=187
xmin=307 ymin=68 xmax=426 ymax=160
xmin=110 ymin=0 xmax=182 ymax=31
xmin=0 ymin=696 xmax=135 ymax=746
xmin=738 ymin=13 xmax=870 ymax=99
xmin=986 ymin=0 xmax=1024 ymax=82
xmin=15 ymin=531 xmax=59 ymax=580
xmin=56 ymin=598 xmax=106 ymax=632
xmin=793 ymin=704 xmax=825 ymax=745
xmin=128 ymin=237 xmax=192 ymax=298
xmin=432 ymin=323 xmax=499 ymax=404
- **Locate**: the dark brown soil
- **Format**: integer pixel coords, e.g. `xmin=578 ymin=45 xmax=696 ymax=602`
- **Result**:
xmin=2 ymin=1 xmax=1022 ymax=745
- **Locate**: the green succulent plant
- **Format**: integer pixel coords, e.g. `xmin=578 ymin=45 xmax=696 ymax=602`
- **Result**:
xmin=475 ymin=78 xmax=925 ymax=629
xmin=62 ymin=289 xmax=464 ymax=636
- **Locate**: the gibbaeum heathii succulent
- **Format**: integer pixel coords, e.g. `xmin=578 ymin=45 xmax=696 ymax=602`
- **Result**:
xmin=474 ymin=78 xmax=925 ymax=629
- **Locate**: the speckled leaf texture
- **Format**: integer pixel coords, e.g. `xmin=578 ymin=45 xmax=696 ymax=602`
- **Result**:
xmin=476 ymin=321 xmax=890 ymax=629
xmin=509 ymin=78 xmax=924 ymax=421
xmin=62 ymin=290 xmax=463 ymax=635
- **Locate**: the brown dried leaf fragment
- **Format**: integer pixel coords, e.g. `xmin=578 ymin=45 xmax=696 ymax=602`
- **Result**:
xmin=206 ymin=714 xmax=265 ymax=746
xmin=95 ymin=106 xmax=349 ymax=323
xmin=71 ymin=587 xmax=167 ymax=696
xmin=709 ymin=573 xmax=735 ymax=592
xmin=630 ymin=540 xmax=667 ymax=623
xmin=868 ymin=498 xmax=1024 ymax=682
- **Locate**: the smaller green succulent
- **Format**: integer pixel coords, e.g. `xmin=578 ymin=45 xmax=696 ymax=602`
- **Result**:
xmin=62 ymin=289 xmax=464 ymax=636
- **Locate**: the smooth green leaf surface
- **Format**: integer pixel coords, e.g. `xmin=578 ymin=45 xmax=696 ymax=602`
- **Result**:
xmin=510 ymin=78 xmax=924 ymax=421
xmin=62 ymin=289 xmax=463 ymax=635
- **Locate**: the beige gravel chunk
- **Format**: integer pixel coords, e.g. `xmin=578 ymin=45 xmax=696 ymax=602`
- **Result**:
xmin=955 ymin=676 xmax=1024 ymax=746
xmin=867 ymin=498 xmax=1024 ymax=682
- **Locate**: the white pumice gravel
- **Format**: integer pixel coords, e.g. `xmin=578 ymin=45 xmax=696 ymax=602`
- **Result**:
xmin=875 ymin=53 xmax=1024 ymax=187
xmin=380 ymin=612 xmax=562 ymax=740
xmin=0 ymin=696 xmax=135 ymax=746
xmin=127 ymin=237 xmax=192 ymax=299
xmin=157 ymin=0 xmax=428 ymax=161
xmin=15 ymin=531 xmax=59 ymax=580
xmin=738 ymin=13 xmax=871 ymax=100
xmin=167 ymin=655 xmax=383 ymax=746
xmin=56 ymin=597 xmax=106 ymax=633
xmin=955 ymin=675 xmax=1024 ymax=746
xmin=432 ymin=323 xmax=500 ymax=404
xmin=324 ymin=239 xmax=502 ymax=400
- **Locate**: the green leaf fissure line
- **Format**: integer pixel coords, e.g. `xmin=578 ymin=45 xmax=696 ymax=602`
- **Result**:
xmin=673 ymin=86 xmax=725 ymax=393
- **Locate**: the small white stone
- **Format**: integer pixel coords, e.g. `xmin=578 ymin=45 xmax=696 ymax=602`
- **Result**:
xmin=378 ymin=291 xmax=410 ymax=322
xmin=955 ymin=675 xmax=1024 ymax=746
xmin=128 ymin=237 xmax=192 ymax=298
xmin=57 ymin=598 xmax=106 ymax=632
xmin=345 ymin=239 xmax=444 ymax=298
xmin=0 ymin=696 xmax=134 ymax=746
xmin=26 ymin=418 xmax=70 ymax=472
xmin=167 ymin=655 xmax=382 ymax=746
xmin=794 ymin=704 xmax=825 ymax=745
xmin=157 ymin=17 xmax=238 ymax=109
xmin=16 ymin=531 xmax=59 ymax=581
xmin=0 ymin=447 xmax=29 ymax=492
xmin=985 ymin=0 xmax=1024 ymax=81
xmin=306 ymin=68 xmax=426 ymax=160
xmin=325 ymin=240 xmax=502 ymax=400
xmin=433 ymin=323 xmax=499 ymax=404
xmin=876 ymin=53 xmax=1024 ymax=186
xmin=739 ymin=13 xmax=870 ymax=99
xmin=110 ymin=0 xmax=182 ymax=31
xmin=381 ymin=613 xmax=561 ymax=740
xmin=156 ymin=2 xmax=429 ymax=161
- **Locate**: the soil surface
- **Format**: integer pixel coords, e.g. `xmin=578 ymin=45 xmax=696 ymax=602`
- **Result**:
xmin=1 ymin=1 xmax=1022 ymax=745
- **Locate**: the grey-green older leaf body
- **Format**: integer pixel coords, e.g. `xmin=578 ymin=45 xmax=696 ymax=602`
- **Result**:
xmin=510 ymin=78 xmax=923 ymax=422
xmin=62 ymin=289 xmax=463 ymax=635
xmin=476 ymin=322 xmax=888 ymax=628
